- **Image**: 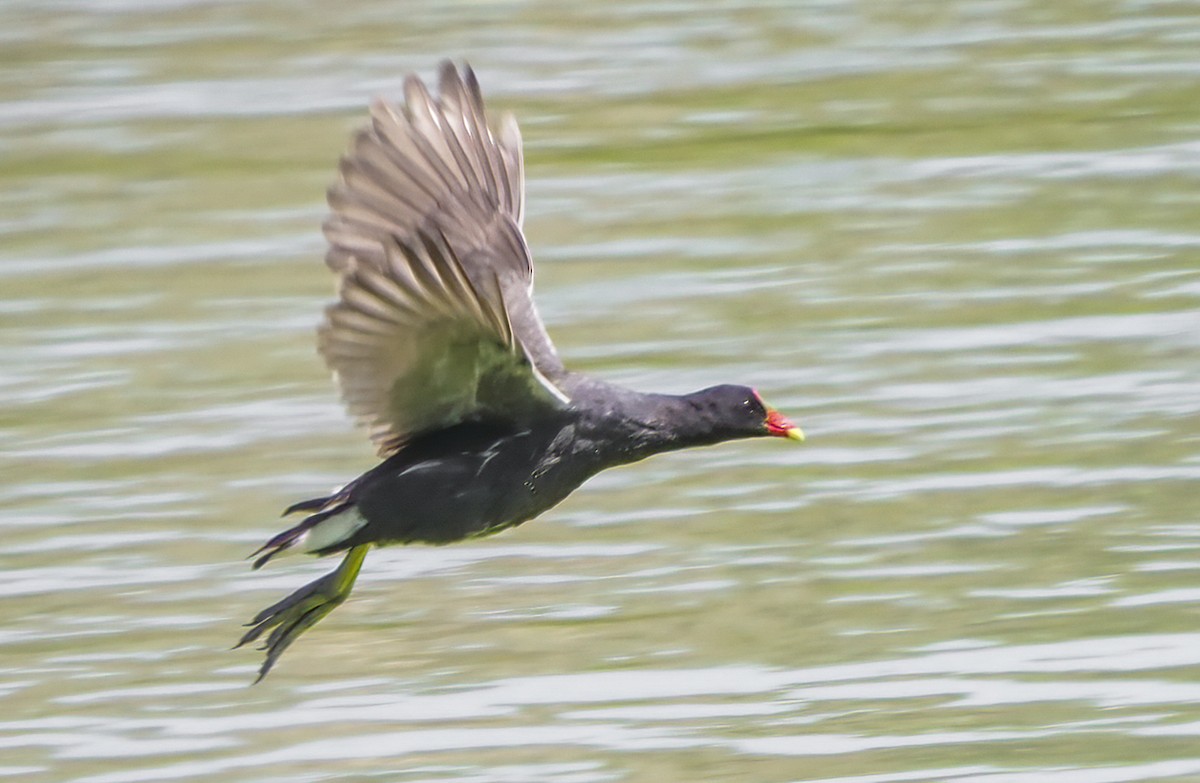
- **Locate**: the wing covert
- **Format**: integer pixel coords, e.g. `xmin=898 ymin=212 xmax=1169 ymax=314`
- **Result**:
xmin=320 ymin=227 xmax=564 ymax=456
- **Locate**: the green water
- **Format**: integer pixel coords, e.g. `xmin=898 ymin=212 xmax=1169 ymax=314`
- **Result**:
xmin=3 ymin=1 xmax=1200 ymax=781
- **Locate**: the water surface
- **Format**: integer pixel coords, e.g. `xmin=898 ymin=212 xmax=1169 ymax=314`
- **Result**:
xmin=2 ymin=1 xmax=1200 ymax=781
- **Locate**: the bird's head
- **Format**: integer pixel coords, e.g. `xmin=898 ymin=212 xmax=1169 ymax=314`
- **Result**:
xmin=691 ymin=384 xmax=805 ymax=443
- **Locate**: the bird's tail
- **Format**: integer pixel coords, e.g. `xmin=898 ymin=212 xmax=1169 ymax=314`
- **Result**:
xmin=248 ymin=495 xmax=353 ymax=570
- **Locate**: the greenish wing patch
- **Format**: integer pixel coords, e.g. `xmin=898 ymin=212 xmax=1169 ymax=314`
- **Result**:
xmin=324 ymin=231 xmax=569 ymax=455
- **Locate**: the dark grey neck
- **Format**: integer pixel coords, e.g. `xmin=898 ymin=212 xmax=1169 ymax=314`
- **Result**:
xmin=560 ymin=375 xmax=750 ymax=467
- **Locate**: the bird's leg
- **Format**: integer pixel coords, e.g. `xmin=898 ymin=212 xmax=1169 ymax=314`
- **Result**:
xmin=236 ymin=545 xmax=369 ymax=683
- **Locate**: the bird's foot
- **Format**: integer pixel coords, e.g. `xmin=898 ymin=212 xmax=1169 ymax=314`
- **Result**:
xmin=236 ymin=545 xmax=369 ymax=683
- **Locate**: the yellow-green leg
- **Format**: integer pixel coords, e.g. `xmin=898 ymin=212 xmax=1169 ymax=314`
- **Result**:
xmin=237 ymin=545 xmax=369 ymax=683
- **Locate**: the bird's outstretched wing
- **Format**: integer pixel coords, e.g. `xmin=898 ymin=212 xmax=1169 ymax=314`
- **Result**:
xmin=319 ymin=61 xmax=568 ymax=455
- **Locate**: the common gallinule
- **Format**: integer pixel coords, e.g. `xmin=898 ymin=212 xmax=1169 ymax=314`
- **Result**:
xmin=238 ymin=61 xmax=804 ymax=681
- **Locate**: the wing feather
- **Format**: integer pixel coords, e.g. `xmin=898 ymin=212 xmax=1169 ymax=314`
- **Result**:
xmin=498 ymin=112 xmax=525 ymax=226
xmin=462 ymin=69 xmax=511 ymax=216
xmin=318 ymin=62 xmax=569 ymax=454
xmin=439 ymin=66 xmax=499 ymax=205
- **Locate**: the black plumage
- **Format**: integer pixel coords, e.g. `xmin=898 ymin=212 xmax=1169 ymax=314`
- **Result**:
xmin=238 ymin=62 xmax=803 ymax=682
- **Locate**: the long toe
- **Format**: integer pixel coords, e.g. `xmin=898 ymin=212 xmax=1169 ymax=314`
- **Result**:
xmin=236 ymin=569 xmax=347 ymax=682
xmin=255 ymin=592 xmax=343 ymax=683
xmin=236 ymin=545 xmax=369 ymax=682
xmin=238 ymin=571 xmax=333 ymax=645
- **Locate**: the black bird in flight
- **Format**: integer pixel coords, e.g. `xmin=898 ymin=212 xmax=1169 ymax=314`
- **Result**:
xmin=238 ymin=61 xmax=804 ymax=682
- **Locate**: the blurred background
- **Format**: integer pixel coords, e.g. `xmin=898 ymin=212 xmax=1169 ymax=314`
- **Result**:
xmin=2 ymin=1 xmax=1200 ymax=781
